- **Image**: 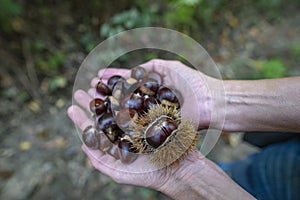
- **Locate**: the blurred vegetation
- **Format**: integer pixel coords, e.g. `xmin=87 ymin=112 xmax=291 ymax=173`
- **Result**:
xmin=0 ymin=0 xmax=299 ymax=199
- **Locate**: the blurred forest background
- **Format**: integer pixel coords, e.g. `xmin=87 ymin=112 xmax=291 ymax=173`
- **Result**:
xmin=0 ymin=0 xmax=300 ymax=199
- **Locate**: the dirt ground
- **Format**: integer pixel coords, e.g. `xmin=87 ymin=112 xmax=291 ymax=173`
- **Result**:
xmin=0 ymin=3 xmax=299 ymax=200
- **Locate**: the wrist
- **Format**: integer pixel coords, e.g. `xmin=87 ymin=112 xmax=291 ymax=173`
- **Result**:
xmin=158 ymin=150 xmax=254 ymax=200
xmin=158 ymin=150 xmax=207 ymax=199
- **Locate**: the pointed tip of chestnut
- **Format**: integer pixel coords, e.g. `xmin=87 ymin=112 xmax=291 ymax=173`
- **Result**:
xmin=96 ymin=80 xmax=111 ymax=96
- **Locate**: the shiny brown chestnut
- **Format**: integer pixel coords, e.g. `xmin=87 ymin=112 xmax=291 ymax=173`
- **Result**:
xmin=118 ymin=139 xmax=138 ymax=163
xmin=89 ymin=98 xmax=106 ymax=116
xmin=123 ymin=78 xmax=138 ymax=91
xmin=145 ymin=118 xmax=178 ymax=148
xmin=99 ymin=132 xmax=112 ymax=152
xmin=106 ymin=127 xmax=123 ymax=143
xmin=96 ymin=80 xmax=111 ymax=96
xmin=82 ymin=126 xmax=99 ymax=149
xmin=107 ymin=142 xmax=120 ymax=159
xmin=161 ymin=118 xmax=178 ymax=136
xmin=131 ymin=66 xmax=147 ymax=80
xmin=147 ymin=72 xmax=163 ymax=85
xmin=143 ymin=96 xmax=157 ymax=111
xmin=115 ymin=108 xmax=138 ymax=129
xmin=156 ymin=86 xmax=179 ymax=106
xmin=112 ymin=80 xmax=124 ymax=100
xmin=107 ymin=75 xmax=124 ymax=91
xmin=121 ymin=93 xmax=144 ymax=113
xmin=96 ymin=112 xmax=117 ymax=134
xmin=104 ymin=96 xmax=112 ymax=113
xmin=139 ymin=78 xmax=159 ymax=96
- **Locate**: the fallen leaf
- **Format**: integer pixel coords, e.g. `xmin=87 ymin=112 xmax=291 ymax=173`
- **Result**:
xmin=45 ymin=137 xmax=68 ymax=148
xmin=27 ymin=100 xmax=41 ymax=113
xmin=19 ymin=141 xmax=31 ymax=151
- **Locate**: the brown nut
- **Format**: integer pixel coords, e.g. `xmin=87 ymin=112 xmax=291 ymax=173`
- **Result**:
xmin=131 ymin=66 xmax=147 ymax=80
xmin=147 ymin=72 xmax=163 ymax=85
xmin=156 ymin=86 xmax=180 ymax=107
xmin=139 ymin=78 xmax=159 ymax=96
xmin=89 ymin=98 xmax=106 ymax=116
xmin=115 ymin=108 xmax=138 ymax=130
xmin=99 ymin=132 xmax=112 ymax=152
xmin=96 ymin=113 xmax=117 ymax=134
xmin=82 ymin=126 xmax=99 ymax=149
xmin=145 ymin=117 xmax=178 ymax=149
xmin=118 ymin=139 xmax=138 ymax=164
xmin=96 ymin=80 xmax=111 ymax=96
xmin=107 ymin=142 xmax=120 ymax=160
xmin=121 ymin=93 xmax=144 ymax=113
xmin=107 ymin=75 xmax=125 ymax=91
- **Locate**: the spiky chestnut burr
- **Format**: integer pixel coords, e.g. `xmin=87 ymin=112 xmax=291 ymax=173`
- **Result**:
xmin=130 ymin=104 xmax=198 ymax=168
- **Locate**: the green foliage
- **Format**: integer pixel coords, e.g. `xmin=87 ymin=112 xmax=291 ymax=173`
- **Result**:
xmin=290 ymin=39 xmax=300 ymax=58
xmin=0 ymin=0 xmax=23 ymax=32
xmin=247 ymin=58 xmax=287 ymax=78
xmin=164 ymin=0 xmax=224 ymax=31
xmin=35 ymin=51 xmax=65 ymax=73
xmin=255 ymin=0 xmax=284 ymax=20
xmin=164 ymin=0 xmax=198 ymax=29
xmin=80 ymin=32 xmax=96 ymax=51
xmin=100 ymin=6 xmax=158 ymax=38
xmin=48 ymin=76 xmax=67 ymax=91
xmin=46 ymin=51 xmax=65 ymax=70
xmin=32 ymin=39 xmax=46 ymax=51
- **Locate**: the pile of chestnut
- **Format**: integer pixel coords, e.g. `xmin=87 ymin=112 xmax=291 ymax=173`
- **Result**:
xmin=82 ymin=66 xmax=181 ymax=164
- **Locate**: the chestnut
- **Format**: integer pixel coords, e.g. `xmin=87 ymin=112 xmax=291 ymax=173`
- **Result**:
xmin=121 ymin=93 xmax=144 ymax=112
xmin=139 ymin=78 xmax=159 ymax=96
xmin=162 ymin=118 xmax=178 ymax=136
xmin=96 ymin=80 xmax=111 ymax=96
xmin=107 ymin=142 xmax=120 ymax=160
xmin=99 ymin=132 xmax=112 ymax=152
xmin=108 ymin=96 xmax=119 ymax=112
xmin=145 ymin=124 xmax=167 ymax=149
xmin=145 ymin=118 xmax=178 ymax=148
xmin=143 ymin=96 xmax=157 ymax=111
xmin=131 ymin=66 xmax=147 ymax=80
xmin=123 ymin=78 xmax=138 ymax=91
xmin=96 ymin=112 xmax=117 ymax=134
xmin=112 ymin=80 xmax=124 ymax=100
xmin=118 ymin=139 xmax=138 ymax=163
xmin=106 ymin=127 xmax=123 ymax=143
xmin=107 ymin=75 xmax=124 ymax=91
xmin=115 ymin=108 xmax=138 ymax=129
xmin=147 ymin=72 xmax=162 ymax=85
xmin=89 ymin=98 xmax=106 ymax=116
xmin=82 ymin=126 xmax=99 ymax=149
xmin=156 ymin=86 xmax=179 ymax=106
xmin=104 ymin=96 xmax=112 ymax=113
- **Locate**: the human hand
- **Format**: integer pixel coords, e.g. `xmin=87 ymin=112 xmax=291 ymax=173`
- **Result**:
xmin=67 ymin=59 xmax=215 ymax=191
xmin=140 ymin=59 xmax=218 ymax=129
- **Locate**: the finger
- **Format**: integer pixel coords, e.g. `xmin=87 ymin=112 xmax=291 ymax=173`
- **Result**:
xmin=82 ymin=145 xmax=120 ymax=176
xmin=140 ymin=59 xmax=178 ymax=76
xmin=67 ymin=105 xmax=93 ymax=131
xmin=91 ymin=77 xmax=100 ymax=87
xmin=88 ymin=88 xmax=97 ymax=98
xmin=87 ymin=88 xmax=106 ymax=100
xmin=74 ymin=90 xmax=93 ymax=112
xmin=98 ymin=68 xmax=131 ymax=80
